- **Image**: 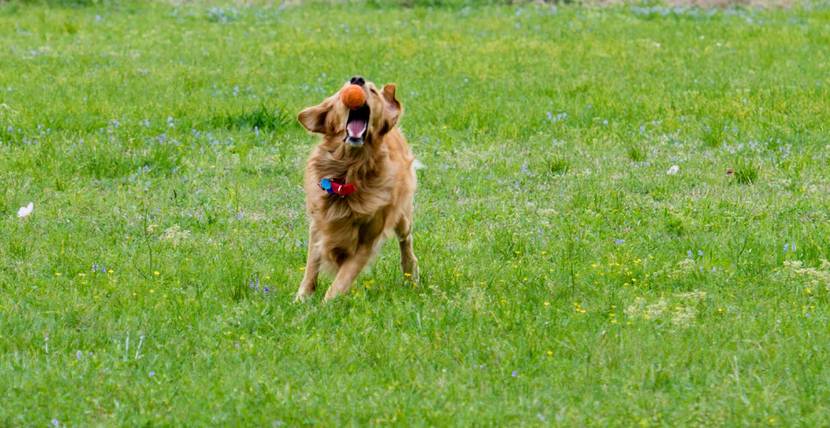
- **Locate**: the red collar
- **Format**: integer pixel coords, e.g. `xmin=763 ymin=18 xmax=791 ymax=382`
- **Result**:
xmin=320 ymin=178 xmax=356 ymax=197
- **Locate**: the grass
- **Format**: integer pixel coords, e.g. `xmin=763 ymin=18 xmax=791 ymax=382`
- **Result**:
xmin=2 ymin=0 xmax=830 ymax=426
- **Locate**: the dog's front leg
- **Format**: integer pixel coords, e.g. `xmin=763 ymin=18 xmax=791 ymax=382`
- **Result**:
xmin=323 ymin=245 xmax=373 ymax=302
xmin=295 ymin=223 xmax=321 ymax=302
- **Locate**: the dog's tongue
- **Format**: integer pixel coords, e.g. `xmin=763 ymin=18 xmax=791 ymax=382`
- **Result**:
xmin=347 ymin=119 xmax=366 ymax=137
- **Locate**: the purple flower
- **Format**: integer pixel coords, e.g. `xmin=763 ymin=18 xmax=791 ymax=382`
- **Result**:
xmin=511 ymin=370 xmax=518 ymax=378
xmin=149 ymin=370 xmax=155 ymax=377
xmin=51 ymin=419 xmax=59 ymax=427
xmin=263 ymin=287 xmax=271 ymax=293
xmin=614 ymin=239 xmax=625 ymax=245
xmin=76 ymin=350 xmax=83 ymax=360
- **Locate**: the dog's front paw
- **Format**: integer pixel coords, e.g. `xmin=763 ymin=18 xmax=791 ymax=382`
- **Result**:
xmin=294 ymin=286 xmax=314 ymax=303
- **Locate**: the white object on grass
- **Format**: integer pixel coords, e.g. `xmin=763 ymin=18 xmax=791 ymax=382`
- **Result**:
xmin=666 ymin=165 xmax=679 ymax=175
xmin=17 ymin=202 xmax=33 ymax=218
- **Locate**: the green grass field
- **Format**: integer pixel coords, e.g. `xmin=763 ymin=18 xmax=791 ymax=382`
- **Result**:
xmin=2 ymin=0 xmax=830 ymax=425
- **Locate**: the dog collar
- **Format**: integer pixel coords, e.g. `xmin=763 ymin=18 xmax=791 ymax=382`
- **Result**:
xmin=320 ymin=178 xmax=356 ymax=197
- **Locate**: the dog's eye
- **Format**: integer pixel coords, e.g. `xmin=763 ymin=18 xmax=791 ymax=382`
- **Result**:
xmin=370 ymin=88 xmax=378 ymax=95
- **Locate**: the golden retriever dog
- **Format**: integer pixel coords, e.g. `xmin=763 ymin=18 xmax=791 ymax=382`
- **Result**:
xmin=294 ymin=76 xmax=419 ymax=302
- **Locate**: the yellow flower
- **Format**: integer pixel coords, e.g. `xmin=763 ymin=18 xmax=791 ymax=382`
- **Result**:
xmin=546 ymin=350 xmax=553 ymax=357
xmin=544 ymin=301 xmax=550 ymax=307
xmin=153 ymin=271 xmax=160 ymax=276
xmin=55 ymin=272 xmax=62 ymax=277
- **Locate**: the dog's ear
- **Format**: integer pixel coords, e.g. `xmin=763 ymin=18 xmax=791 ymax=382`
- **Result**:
xmin=298 ymin=99 xmax=333 ymax=134
xmin=380 ymin=84 xmax=402 ymax=134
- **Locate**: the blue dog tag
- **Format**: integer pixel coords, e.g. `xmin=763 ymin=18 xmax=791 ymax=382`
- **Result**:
xmin=320 ymin=178 xmax=332 ymax=191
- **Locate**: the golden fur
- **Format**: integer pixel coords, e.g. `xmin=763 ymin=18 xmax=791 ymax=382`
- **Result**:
xmin=295 ymin=78 xmax=419 ymax=301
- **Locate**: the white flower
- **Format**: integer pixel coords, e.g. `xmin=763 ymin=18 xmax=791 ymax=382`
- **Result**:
xmin=17 ymin=202 xmax=33 ymax=218
xmin=666 ymin=165 xmax=679 ymax=175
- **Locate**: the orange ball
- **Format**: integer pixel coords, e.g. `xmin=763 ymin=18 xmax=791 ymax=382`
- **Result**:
xmin=340 ymin=84 xmax=366 ymax=110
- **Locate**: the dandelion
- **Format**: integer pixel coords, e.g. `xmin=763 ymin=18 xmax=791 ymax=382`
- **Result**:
xmin=17 ymin=202 xmax=34 ymax=218
xmin=546 ymin=350 xmax=553 ymax=357
xmin=153 ymin=271 xmax=160 ymax=276
xmin=666 ymin=165 xmax=679 ymax=175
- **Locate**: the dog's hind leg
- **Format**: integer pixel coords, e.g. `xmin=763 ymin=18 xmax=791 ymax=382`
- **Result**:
xmin=295 ymin=223 xmax=321 ymax=302
xmin=395 ymin=217 xmax=419 ymax=284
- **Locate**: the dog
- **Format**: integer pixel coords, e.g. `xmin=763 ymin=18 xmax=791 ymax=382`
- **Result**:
xmin=294 ymin=76 xmax=419 ymax=302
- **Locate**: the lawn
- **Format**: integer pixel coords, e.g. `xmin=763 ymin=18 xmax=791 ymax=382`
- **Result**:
xmin=1 ymin=0 xmax=830 ymax=425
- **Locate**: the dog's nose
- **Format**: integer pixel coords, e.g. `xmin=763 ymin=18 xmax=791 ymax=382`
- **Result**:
xmin=349 ymin=76 xmax=365 ymax=86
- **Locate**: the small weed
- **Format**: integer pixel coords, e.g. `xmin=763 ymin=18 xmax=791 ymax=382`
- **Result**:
xmin=545 ymin=155 xmax=570 ymax=176
xmin=212 ymin=105 xmax=289 ymax=133
xmin=627 ymin=145 xmax=646 ymax=162
xmin=734 ymin=159 xmax=759 ymax=184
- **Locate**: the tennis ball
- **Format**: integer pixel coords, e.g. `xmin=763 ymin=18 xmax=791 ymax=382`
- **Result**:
xmin=340 ymin=84 xmax=366 ymax=110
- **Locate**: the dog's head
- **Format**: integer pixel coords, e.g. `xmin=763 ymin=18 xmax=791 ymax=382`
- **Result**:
xmin=298 ymin=76 xmax=402 ymax=148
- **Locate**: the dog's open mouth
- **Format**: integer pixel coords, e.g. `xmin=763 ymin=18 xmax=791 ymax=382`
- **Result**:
xmin=345 ymin=104 xmax=369 ymax=146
